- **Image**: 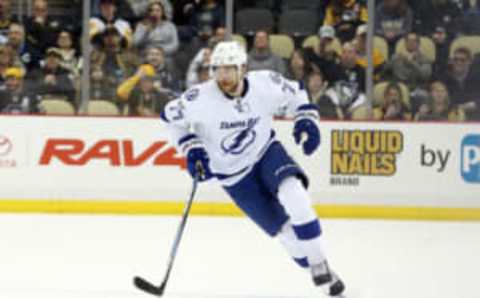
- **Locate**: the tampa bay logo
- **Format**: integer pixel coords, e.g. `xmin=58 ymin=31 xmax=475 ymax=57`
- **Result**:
xmin=0 ymin=135 xmax=13 ymax=156
xmin=221 ymin=128 xmax=256 ymax=155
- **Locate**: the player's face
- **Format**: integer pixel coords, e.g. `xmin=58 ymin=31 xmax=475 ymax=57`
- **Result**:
xmin=214 ymin=65 xmax=242 ymax=94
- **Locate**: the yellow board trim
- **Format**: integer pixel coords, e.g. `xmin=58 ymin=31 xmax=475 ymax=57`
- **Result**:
xmin=0 ymin=200 xmax=480 ymax=221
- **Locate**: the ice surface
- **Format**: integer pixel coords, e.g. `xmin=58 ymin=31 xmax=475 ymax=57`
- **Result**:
xmin=1 ymin=214 xmax=479 ymax=298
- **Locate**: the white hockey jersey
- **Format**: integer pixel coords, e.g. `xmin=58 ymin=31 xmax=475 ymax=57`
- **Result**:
xmin=161 ymin=70 xmax=314 ymax=185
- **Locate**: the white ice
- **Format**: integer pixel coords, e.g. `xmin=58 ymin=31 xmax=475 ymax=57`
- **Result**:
xmin=0 ymin=214 xmax=479 ymax=298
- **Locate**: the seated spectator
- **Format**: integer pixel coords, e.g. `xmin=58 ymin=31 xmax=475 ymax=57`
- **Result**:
xmin=323 ymin=0 xmax=368 ymax=43
xmin=196 ymin=62 xmax=210 ymax=84
xmin=117 ymin=47 xmax=179 ymax=104
xmin=375 ymin=0 xmax=413 ymax=53
xmin=24 ymin=0 xmax=62 ymax=55
xmin=133 ymin=1 xmax=179 ymax=58
xmin=247 ymin=30 xmax=286 ymax=75
xmin=286 ymin=48 xmax=313 ymax=83
xmin=117 ymin=64 xmax=172 ymax=116
xmin=122 ymin=0 xmax=173 ymax=23
xmin=53 ymin=30 xmax=81 ymax=79
xmin=307 ymin=71 xmax=337 ymax=118
xmin=7 ymin=23 xmax=42 ymax=71
xmin=0 ymin=0 xmax=15 ymax=43
xmin=28 ymin=48 xmax=76 ymax=105
xmin=373 ymin=82 xmax=411 ymax=120
xmin=90 ymin=65 xmax=117 ymax=101
xmin=0 ymin=67 xmax=43 ymax=114
xmin=91 ymin=25 xmax=139 ymax=95
xmin=383 ymin=32 xmax=432 ymax=91
xmin=304 ymin=25 xmax=342 ymax=83
xmin=438 ymin=47 xmax=480 ymax=114
xmin=354 ymin=24 xmax=385 ymax=80
xmin=431 ymin=26 xmax=451 ymax=75
xmin=412 ymin=0 xmax=462 ymax=36
xmin=322 ymin=80 xmax=370 ymax=120
xmin=189 ymin=0 xmax=225 ymax=41
xmin=90 ymin=0 xmax=133 ymax=48
xmin=186 ymin=39 xmax=215 ymax=87
xmin=144 ymin=45 xmax=180 ymax=92
xmin=461 ymin=0 xmax=480 ymax=34
xmin=324 ymin=0 xmax=368 ymax=26
xmin=415 ymin=80 xmax=465 ymax=121
xmin=172 ymin=0 xmax=197 ymax=26
xmin=338 ymin=41 xmax=366 ymax=93
xmin=0 ymin=45 xmax=24 ymax=88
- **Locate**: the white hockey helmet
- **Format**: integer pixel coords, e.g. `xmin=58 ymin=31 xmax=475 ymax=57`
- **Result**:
xmin=210 ymin=41 xmax=247 ymax=72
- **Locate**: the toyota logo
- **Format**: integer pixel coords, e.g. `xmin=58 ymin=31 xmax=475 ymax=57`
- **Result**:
xmin=0 ymin=135 xmax=13 ymax=156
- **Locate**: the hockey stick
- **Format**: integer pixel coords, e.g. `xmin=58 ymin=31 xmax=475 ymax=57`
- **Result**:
xmin=133 ymin=167 xmax=202 ymax=296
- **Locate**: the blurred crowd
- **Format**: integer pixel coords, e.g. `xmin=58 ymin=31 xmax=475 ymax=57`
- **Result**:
xmin=0 ymin=0 xmax=479 ymax=121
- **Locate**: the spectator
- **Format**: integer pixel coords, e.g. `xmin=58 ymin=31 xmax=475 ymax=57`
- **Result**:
xmin=412 ymin=0 xmax=462 ymax=36
xmin=286 ymin=48 xmax=312 ymax=83
xmin=247 ymin=30 xmax=286 ymax=75
xmin=323 ymin=0 xmax=368 ymax=43
xmin=383 ymin=32 xmax=432 ymax=91
xmin=7 ymin=23 xmax=42 ymax=71
xmin=90 ymin=0 xmax=133 ymax=48
xmin=91 ymin=25 xmax=139 ymax=95
xmin=415 ymin=80 xmax=465 ymax=121
xmin=0 ymin=45 xmax=23 ymax=88
xmin=304 ymin=25 xmax=342 ymax=83
xmin=324 ymin=0 xmax=368 ymax=26
xmin=373 ymin=82 xmax=411 ymax=120
xmin=145 ymin=45 xmax=180 ymax=92
xmin=460 ymin=0 xmax=480 ymax=34
xmin=133 ymin=1 xmax=179 ymax=57
xmin=90 ymin=65 xmax=117 ymax=101
xmin=189 ymin=0 xmax=225 ymax=41
xmin=196 ymin=62 xmax=210 ymax=84
xmin=439 ymin=47 xmax=480 ymax=112
xmin=354 ymin=24 xmax=385 ymax=80
xmin=375 ymin=0 xmax=413 ymax=53
xmin=117 ymin=47 xmax=179 ymax=104
xmin=117 ymin=64 xmax=172 ymax=116
xmin=322 ymin=80 xmax=370 ymax=120
xmin=0 ymin=67 xmax=43 ymax=114
xmin=28 ymin=48 xmax=76 ymax=105
xmin=338 ymin=41 xmax=366 ymax=93
xmin=53 ymin=30 xmax=81 ymax=79
xmin=172 ymin=0 xmax=198 ymax=26
xmin=186 ymin=39 xmax=215 ymax=87
xmin=307 ymin=71 xmax=336 ymax=118
xmin=0 ymin=0 xmax=15 ymax=42
xmin=431 ymin=26 xmax=451 ymax=75
xmin=24 ymin=0 xmax=62 ymax=55
xmin=122 ymin=0 xmax=173 ymax=22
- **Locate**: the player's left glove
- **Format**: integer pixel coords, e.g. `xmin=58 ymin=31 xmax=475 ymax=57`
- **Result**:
xmin=293 ymin=104 xmax=320 ymax=156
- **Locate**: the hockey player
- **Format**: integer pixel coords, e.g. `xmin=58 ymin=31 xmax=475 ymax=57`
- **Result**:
xmin=161 ymin=41 xmax=346 ymax=297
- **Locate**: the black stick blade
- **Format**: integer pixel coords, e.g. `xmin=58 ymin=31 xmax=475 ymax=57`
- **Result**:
xmin=133 ymin=276 xmax=166 ymax=296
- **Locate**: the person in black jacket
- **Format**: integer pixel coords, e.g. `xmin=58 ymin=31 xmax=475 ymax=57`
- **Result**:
xmin=27 ymin=48 xmax=76 ymax=105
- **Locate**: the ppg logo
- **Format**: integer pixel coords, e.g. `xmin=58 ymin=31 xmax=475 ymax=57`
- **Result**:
xmin=461 ymin=134 xmax=480 ymax=183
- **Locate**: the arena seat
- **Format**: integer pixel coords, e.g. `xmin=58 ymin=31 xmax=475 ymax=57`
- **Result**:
xmin=235 ymin=8 xmax=274 ymax=36
xmin=41 ymin=99 xmax=76 ymax=115
xmin=86 ymin=100 xmax=120 ymax=116
xmin=269 ymin=34 xmax=295 ymax=59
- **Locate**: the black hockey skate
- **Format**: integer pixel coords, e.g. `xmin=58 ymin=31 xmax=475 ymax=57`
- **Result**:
xmin=311 ymin=261 xmax=346 ymax=297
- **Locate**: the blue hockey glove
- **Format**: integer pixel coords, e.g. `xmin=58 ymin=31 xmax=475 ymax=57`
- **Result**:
xmin=186 ymin=147 xmax=213 ymax=182
xmin=293 ymin=104 xmax=321 ymax=156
